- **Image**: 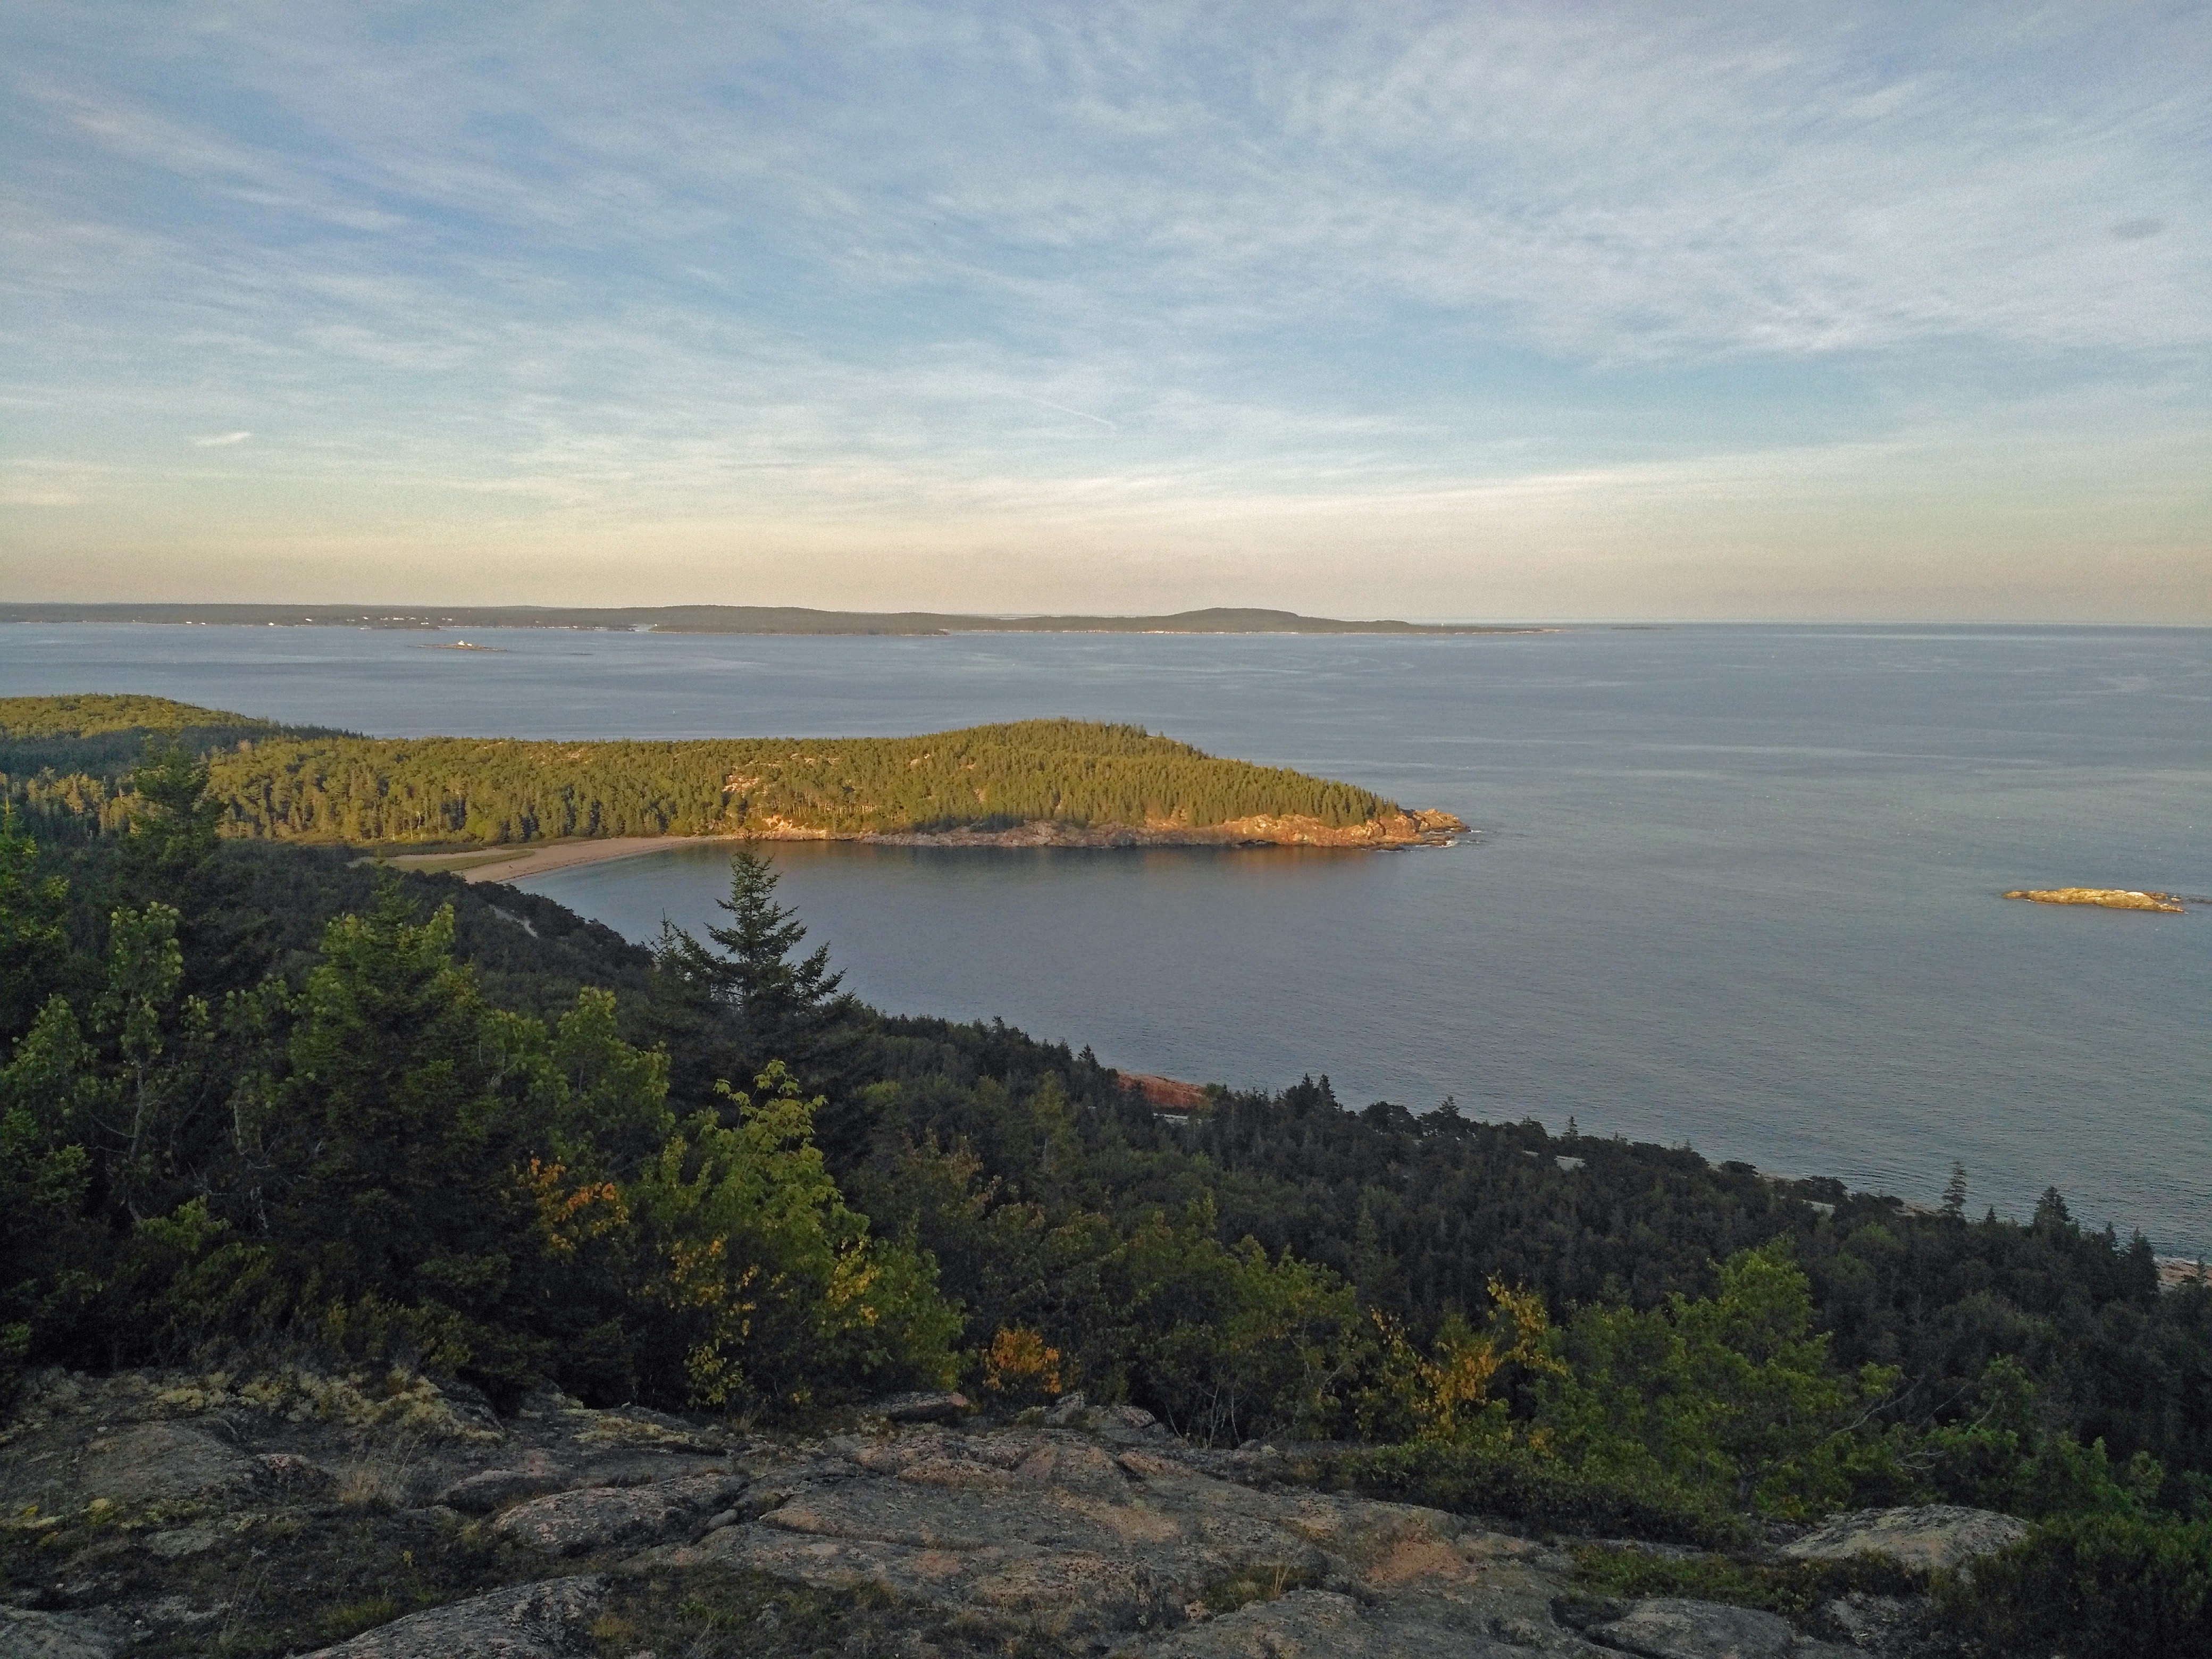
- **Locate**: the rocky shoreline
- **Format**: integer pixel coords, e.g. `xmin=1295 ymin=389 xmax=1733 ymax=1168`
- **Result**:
xmin=854 ymin=808 xmax=1467 ymax=851
xmin=380 ymin=810 xmax=1469 ymax=884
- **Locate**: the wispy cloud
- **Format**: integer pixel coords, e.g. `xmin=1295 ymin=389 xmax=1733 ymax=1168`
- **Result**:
xmin=0 ymin=1 xmax=2206 ymax=614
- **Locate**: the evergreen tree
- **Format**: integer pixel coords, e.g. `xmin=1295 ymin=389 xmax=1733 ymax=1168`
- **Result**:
xmin=1943 ymin=1162 xmax=1970 ymax=1220
xmin=0 ymin=808 xmax=71 ymax=1045
xmin=267 ymin=880 xmax=555 ymax=1392
xmin=115 ymin=741 xmax=268 ymax=998
xmin=653 ymin=852 xmax=854 ymax=1092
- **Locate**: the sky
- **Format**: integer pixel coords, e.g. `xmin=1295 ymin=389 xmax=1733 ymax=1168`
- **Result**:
xmin=2 ymin=2 xmax=2207 ymax=621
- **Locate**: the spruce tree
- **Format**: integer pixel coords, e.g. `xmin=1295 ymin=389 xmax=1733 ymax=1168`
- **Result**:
xmin=653 ymin=852 xmax=854 ymax=1094
xmin=115 ymin=741 xmax=267 ymax=997
xmin=1942 ymin=1162 xmax=1968 ymax=1220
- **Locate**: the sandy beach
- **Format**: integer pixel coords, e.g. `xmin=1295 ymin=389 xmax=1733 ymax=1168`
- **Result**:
xmin=379 ymin=836 xmax=743 ymax=884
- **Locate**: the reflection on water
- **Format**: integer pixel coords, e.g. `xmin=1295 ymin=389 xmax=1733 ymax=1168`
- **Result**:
xmin=531 ymin=837 xmax=1415 ymax=1086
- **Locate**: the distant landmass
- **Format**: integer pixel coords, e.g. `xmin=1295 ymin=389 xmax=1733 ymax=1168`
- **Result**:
xmin=0 ymin=602 xmax=1548 ymax=636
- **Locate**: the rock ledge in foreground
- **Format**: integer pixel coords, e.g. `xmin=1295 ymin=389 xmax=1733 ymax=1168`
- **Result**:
xmin=302 ymin=1576 xmax=603 ymax=1659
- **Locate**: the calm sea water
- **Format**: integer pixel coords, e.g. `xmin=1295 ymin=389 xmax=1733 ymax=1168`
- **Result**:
xmin=4 ymin=623 xmax=2207 ymax=1252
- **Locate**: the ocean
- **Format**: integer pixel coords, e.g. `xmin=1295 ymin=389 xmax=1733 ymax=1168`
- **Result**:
xmin=5 ymin=621 xmax=2206 ymax=1253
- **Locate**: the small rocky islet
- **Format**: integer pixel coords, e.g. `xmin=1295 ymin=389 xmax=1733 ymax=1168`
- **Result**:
xmin=2003 ymin=886 xmax=2186 ymax=913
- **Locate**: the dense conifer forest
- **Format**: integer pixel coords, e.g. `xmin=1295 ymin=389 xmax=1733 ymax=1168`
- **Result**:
xmin=0 ymin=696 xmax=1396 ymax=844
xmin=3 ymin=719 xmax=2209 ymax=1650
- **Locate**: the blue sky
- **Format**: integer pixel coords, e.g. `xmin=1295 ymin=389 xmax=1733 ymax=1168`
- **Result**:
xmin=2 ymin=3 xmax=2206 ymax=619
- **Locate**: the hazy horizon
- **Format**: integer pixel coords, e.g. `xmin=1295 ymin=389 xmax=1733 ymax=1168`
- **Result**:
xmin=4 ymin=4 xmax=2207 ymax=622
xmin=4 ymin=604 xmax=2210 ymax=631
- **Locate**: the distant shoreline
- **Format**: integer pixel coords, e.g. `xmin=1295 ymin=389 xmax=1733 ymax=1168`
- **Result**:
xmin=0 ymin=602 xmax=1557 ymax=637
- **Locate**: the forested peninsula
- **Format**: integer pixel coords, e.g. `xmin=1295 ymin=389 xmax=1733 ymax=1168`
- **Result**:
xmin=0 ymin=695 xmax=1463 ymax=852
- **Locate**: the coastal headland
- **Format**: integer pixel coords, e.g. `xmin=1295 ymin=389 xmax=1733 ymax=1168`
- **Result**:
xmin=0 ymin=695 xmax=1464 ymax=864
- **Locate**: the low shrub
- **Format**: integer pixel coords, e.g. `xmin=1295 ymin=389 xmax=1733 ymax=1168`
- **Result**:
xmin=1570 ymin=1544 xmax=1920 ymax=1621
xmin=1289 ymin=1441 xmax=1736 ymax=1547
xmin=1934 ymin=1512 xmax=2212 ymax=1657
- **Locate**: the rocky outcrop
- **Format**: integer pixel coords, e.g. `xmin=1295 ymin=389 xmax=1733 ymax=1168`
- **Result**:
xmin=1578 ymin=1597 xmax=1812 ymax=1659
xmin=439 ymin=808 xmax=1474 ymax=884
xmin=0 ymin=1606 xmax=126 ymax=1659
xmin=72 ymin=1424 xmax=258 ymax=1510
xmin=0 ymin=1365 xmax=1971 ymax=1658
xmin=1779 ymin=1505 xmax=2027 ymax=1575
xmin=1120 ymin=1073 xmax=1212 ymax=1112
xmin=434 ymin=1464 xmax=573 ymax=1515
xmin=858 ymin=808 xmax=1468 ymax=851
xmin=303 ymin=1577 xmax=604 ymax=1659
xmin=871 ymin=1389 xmax=973 ymax=1424
xmin=650 ymin=1421 xmax=1596 ymax=1652
xmin=492 ymin=1471 xmax=746 ymax=1555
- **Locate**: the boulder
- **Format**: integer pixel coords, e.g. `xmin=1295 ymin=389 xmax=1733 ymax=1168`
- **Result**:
xmin=253 ymin=1452 xmax=336 ymax=1498
xmin=492 ymin=1472 xmax=746 ymax=1555
xmin=1044 ymin=1390 xmax=1090 ymax=1426
xmin=1780 ymin=1505 xmax=2027 ymax=1575
xmin=1587 ymin=1598 xmax=1798 ymax=1659
xmin=303 ymin=1576 xmax=603 ymax=1659
xmin=872 ymin=1389 xmax=970 ymax=1424
xmin=1093 ymin=1403 xmax=1164 ymax=1439
xmin=1815 ymin=1591 xmax=1917 ymax=1655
